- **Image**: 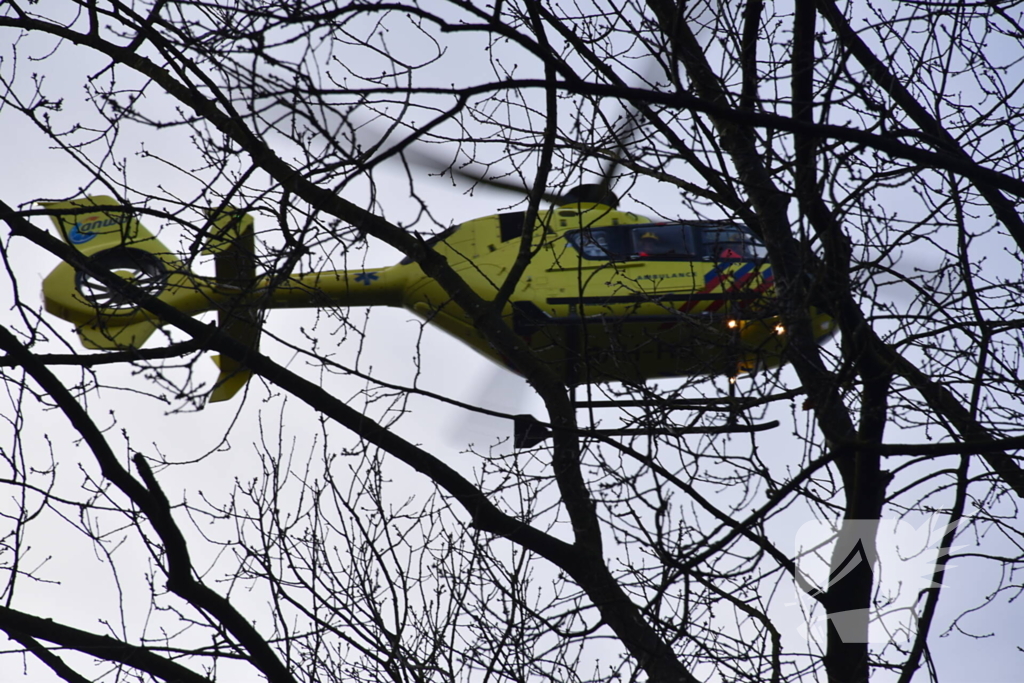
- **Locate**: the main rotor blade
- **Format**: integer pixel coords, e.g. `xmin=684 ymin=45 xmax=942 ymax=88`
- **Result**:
xmin=402 ymin=147 xmax=566 ymax=204
xmin=597 ymin=110 xmax=641 ymax=197
xmin=595 ymin=61 xmax=664 ymax=197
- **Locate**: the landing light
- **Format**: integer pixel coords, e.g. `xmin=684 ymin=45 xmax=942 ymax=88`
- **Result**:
xmin=775 ymin=324 xmax=785 ymax=334
xmin=727 ymin=319 xmax=738 ymax=329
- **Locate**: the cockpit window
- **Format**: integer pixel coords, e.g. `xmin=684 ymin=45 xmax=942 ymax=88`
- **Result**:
xmin=567 ymin=227 xmax=630 ymax=260
xmin=576 ymin=229 xmax=616 ymax=259
xmin=567 ymin=222 xmax=766 ymax=261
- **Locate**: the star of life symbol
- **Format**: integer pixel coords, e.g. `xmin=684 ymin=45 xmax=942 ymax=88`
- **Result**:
xmin=784 ymin=516 xmax=961 ymax=645
xmin=354 ymin=271 xmax=379 ymax=285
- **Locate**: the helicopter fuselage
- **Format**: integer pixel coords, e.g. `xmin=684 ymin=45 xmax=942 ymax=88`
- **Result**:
xmin=41 ymin=196 xmax=834 ymax=396
xmin=379 ymin=203 xmax=833 ymax=383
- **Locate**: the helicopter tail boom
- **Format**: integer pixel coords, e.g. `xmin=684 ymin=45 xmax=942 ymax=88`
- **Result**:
xmin=259 ymin=267 xmax=407 ymax=309
xmin=39 ymin=197 xmax=410 ymax=402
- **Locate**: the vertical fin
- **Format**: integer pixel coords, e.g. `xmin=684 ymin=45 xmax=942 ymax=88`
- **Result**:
xmin=205 ymin=207 xmax=261 ymax=403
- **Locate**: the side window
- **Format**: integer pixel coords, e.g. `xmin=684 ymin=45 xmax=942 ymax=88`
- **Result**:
xmin=701 ymin=227 xmax=768 ymax=259
xmin=632 ymin=225 xmax=691 ymax=259
xmin=568 ymin=223 xmax=763 ymax=261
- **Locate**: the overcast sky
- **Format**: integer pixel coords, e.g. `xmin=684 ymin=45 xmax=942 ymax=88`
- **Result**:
xmin=1 ymin=3 xmax=1021 ymax=681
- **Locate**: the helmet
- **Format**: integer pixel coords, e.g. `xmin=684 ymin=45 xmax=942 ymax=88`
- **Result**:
xmin=640 ymin=231 xmax=660 ymax=241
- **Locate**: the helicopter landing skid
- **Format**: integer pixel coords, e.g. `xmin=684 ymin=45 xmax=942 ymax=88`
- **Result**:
xmin=512 ymin=412 xmax=779 ymax=449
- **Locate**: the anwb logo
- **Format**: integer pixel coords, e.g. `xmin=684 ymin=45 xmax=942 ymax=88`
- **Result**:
xmin=784 ymin=517 xmax=960 ymax=645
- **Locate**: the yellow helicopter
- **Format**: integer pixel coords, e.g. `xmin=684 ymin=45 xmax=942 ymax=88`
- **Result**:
xmin=39 ymin=185 xmax=834 ymax=403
